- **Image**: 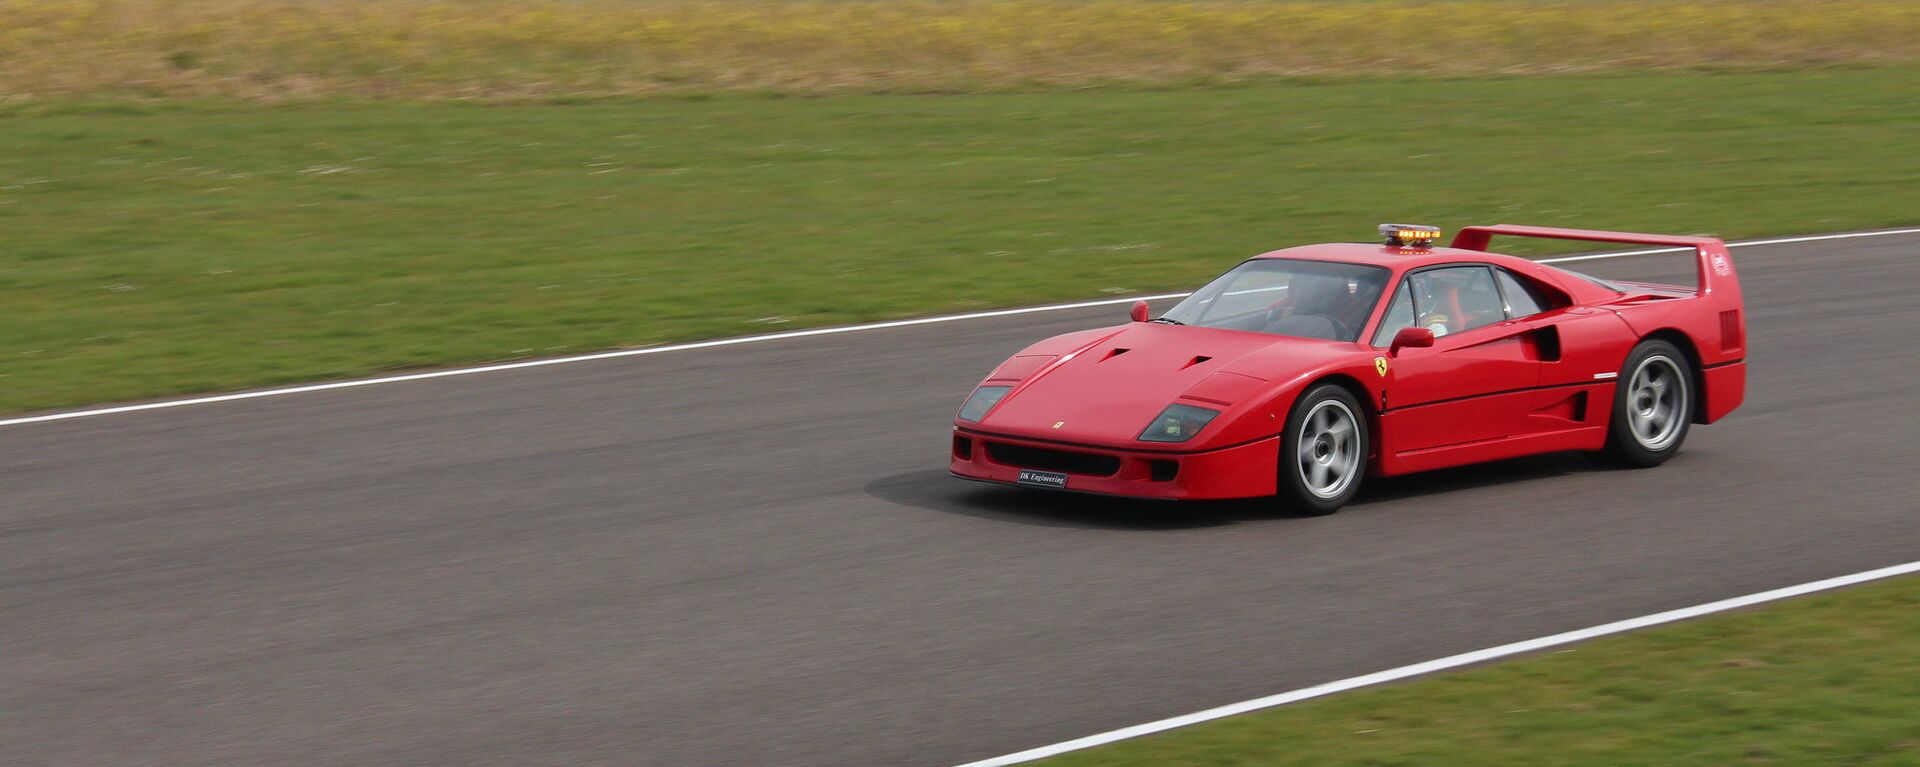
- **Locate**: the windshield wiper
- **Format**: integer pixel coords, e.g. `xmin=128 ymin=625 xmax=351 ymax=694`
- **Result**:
xmin=1148 ymin=317 xmax=1185 ymax=325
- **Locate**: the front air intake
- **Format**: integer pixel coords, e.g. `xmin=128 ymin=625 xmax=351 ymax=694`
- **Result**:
xmin=1148 ymin=460 xmax=1179 ymax=482
xmin=985 ymin=443 xmax=1121 ymax=476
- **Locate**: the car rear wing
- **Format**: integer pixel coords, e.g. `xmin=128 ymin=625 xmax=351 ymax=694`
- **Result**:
xmin=1451 ymin=224 xmax=1737 ymax=301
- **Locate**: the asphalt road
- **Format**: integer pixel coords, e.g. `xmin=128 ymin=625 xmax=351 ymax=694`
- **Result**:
xmin=6 ymin=232 xmax=1918 ymax=767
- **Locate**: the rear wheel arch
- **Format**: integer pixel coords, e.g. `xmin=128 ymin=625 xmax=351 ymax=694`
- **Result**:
xmin=1640 ymin=328 xmax=1708 ymax=423
xmin=1595 ymin=337 xmax=1694 ymax=467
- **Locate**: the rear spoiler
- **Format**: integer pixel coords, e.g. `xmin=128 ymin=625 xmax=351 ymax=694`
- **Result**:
xmin=1451 ymin=224 xmax=1737 ymax=299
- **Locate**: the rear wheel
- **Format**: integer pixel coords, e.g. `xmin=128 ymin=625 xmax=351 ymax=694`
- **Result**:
xmin=1596 ymin=339 xmax=1693 ymax=467
xmin=1278 ymin=384 xmax=1368 ymax=515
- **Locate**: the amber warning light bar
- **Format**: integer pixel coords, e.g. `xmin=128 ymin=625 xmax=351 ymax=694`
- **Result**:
xmin=1380 ymin=223 xmax=1442 ymax=247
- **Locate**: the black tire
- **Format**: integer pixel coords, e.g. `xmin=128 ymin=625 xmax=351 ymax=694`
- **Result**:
xmin=1277 ymin=384 xmax=1369 ymax=515
xmin=1595 ymin=338 xmax=1694 ymax=468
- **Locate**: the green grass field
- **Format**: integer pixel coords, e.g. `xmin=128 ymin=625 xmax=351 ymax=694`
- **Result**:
xmin=3 ymin=67 xmax=1919 ymax=413
xmin=1040 ymin=573 xmax=1920 ymax=766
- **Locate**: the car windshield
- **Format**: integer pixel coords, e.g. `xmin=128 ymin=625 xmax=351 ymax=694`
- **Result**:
xmin=1158 ymin=259 xmax=1390 ymax=342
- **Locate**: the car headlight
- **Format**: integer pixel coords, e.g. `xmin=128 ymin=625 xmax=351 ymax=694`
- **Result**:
xmin=1138 ymin=404 xmax=1220 ymax=443
xmin=957 ymin=385 xmax=1012 ymax=422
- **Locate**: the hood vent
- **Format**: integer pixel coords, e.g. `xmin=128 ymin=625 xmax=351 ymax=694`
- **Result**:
xmin=1100 ymin=348 xmax=1130 ymax=362
xmin=1181 ymin=355 xmax=1213 ymax=370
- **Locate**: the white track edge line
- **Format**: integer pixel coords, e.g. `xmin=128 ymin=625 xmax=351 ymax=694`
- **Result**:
xmin=0 ymin=295 xmax=1185 ymax=428
xmin=5 ymin=226 xmax=1918 ymax=429
xmin=953 ymin=558 xmax=1920 ymax=767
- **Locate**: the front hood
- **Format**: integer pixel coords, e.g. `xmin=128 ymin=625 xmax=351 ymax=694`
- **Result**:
xmin=970 ymin=323 xmax=1356 ymax=449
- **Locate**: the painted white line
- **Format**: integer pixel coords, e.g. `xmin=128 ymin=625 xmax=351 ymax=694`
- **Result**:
xmin=1541 ymin=246 xmax=1690 ymax=263
xmin=1535 ymin=226 xmax=1920 ymax=264
xmin=954 ymin=558 xmax=1920 ymax=767
xmin=5 ymin=226 xmax=1917 ymax=430
xmin=0 ymin=293 xmax=1189 ymax=429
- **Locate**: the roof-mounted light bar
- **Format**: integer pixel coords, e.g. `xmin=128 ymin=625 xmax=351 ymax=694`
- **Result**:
xmin=1379 ymin=223 xmax=1442 ymax=248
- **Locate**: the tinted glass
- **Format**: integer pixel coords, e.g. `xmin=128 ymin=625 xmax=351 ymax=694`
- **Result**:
xmin=1160 ymin=259 xmax=1391 ymax=342
xmin=1371 ymin=281 xmax=1416 ymax=346
xmin=1407 ymin=266 xmax=1503 ymax=337
xmin=1496 ymin=269 xmax=1547 ymax=318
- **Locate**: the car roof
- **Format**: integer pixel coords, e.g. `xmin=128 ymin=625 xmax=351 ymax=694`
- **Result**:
xmin=1247 ymin=242 xmax=1510 ymax=269
xmin=1248 ymin=241 xmax=1621 ymax=303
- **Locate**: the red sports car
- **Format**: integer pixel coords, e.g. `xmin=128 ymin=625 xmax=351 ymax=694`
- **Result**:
xmin=950 ymin=224 xmax=1747 ymax=514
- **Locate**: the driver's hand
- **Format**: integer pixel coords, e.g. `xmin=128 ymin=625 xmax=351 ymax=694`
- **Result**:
xmin=1265 ymin=301 xmax=1294 ymax=324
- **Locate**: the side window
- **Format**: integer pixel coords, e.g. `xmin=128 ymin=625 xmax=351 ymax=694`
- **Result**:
xmin=1371 ymin=280 xmax=1415 ymax=346
xmin=1495 ymin=268 xmax=1550 ymax=319
xmin=1408 ymin=267 xmax=1503 ymax=338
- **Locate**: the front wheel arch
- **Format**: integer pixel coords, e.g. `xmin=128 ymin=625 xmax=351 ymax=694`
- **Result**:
xmin=1292 ymin=373 xmax=1380 ymax=467
xmin=1273 ymin=381 xmax=1372 ymax=515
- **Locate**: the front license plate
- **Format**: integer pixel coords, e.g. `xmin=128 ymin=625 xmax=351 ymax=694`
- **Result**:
xmin=1015 ymin=469 xmax=1069 ymax=490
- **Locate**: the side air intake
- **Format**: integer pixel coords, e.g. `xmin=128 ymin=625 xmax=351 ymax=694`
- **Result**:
xmin=1720 ymin=310 xmax=1744 ymax=352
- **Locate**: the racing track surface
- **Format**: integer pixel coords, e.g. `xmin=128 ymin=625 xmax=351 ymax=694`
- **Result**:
xmin=5 ymin=233 xmax=1919 ymax=766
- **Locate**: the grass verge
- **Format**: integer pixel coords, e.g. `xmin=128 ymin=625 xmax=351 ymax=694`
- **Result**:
xmin=1036 ymin=573 xmax=1920 ymax=766
xmin=4 ymin=0 xmax=1919 ymax=99
xmin=2 ymin=68 xmax=1918 ymax=412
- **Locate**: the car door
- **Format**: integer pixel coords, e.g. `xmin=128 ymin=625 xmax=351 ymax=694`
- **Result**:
xmin=1376 ymin=265 xmax=1542 ymax=453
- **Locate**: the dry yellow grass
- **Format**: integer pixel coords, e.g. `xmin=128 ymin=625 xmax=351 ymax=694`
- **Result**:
xmin=3 ymin=0 xmax=1919 ymax=99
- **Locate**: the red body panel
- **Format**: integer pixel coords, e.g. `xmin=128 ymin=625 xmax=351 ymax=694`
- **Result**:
xmin=952 ymin=429 xmax=1278 ymax=500
xmin=1455 ymin=224 xmax=1748 ymax=425
xmin=951 ymin=225 xmax=1747 ymax=500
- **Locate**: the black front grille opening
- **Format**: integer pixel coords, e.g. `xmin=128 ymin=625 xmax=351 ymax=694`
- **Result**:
xmin=1148 ymin=459 xmax=1179 ymax=482
xmin=953 ymin=435 xmax=973 ymax=460
xmin=986 ymin=443 xmax=1121 ymax=476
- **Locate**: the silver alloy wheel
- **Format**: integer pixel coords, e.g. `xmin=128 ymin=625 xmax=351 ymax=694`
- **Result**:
xmin=1297 ymin=399 xmax=1360 ymax=500
xmin=1626 ymin=353 xmax=1688 ymax=451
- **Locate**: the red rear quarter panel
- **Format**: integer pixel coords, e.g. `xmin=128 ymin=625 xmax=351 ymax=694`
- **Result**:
xmin=1605 ymin=297 xmax=1747 ymax=422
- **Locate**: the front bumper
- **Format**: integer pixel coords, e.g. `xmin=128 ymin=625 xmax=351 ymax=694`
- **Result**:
xmin=949 ymin=427 xmax=1277 ymax=500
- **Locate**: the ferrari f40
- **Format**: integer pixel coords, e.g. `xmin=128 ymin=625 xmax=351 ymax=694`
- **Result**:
xmin=950 ymin=224 xmax=1747 ymax=514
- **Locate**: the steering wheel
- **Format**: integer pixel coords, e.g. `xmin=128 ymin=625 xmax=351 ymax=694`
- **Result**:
xmin=1321 ymin=314 xmax=1354 ymax=341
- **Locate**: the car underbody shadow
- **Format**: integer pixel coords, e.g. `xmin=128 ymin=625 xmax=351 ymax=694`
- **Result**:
xmin=864 ymin=469 xmax=1271 ymax=530
xmin=1348 ymin=450 xmax=1610 ymax=507
xmin=869 ymin=451 xmax=1618 ymax=529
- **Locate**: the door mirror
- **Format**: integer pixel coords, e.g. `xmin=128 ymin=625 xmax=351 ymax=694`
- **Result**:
xmin=1130 ymin=300 xmax=1151 ymax=323
xmin=1389 ymin=326 xmax=1435 ymax=356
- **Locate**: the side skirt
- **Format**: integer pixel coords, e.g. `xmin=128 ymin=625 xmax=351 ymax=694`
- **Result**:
xmin=1373 ymin=422 xmax=1610 ymax=476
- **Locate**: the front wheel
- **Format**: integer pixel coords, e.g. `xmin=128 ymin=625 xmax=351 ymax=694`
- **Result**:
xmin=1596 ymin=339 xmax=1694 ymax=467
xmin=1277 ymin=384 xmax=1369 ymax=515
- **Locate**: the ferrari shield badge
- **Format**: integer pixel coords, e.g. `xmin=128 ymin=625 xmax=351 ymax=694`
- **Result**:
xmin=1374 ymin=357 xmax=1390 ymax=377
